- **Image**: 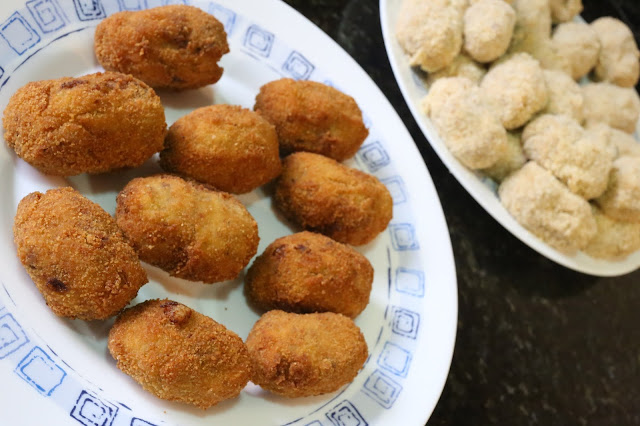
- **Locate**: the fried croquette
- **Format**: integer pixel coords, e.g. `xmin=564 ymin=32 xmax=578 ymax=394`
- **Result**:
xmin=582 ymin=82 xmax=640 ymax=134
xmin=160 ymin=105 xmax=281 ymax=194
xmin=596 ymin=156 xmax=640 ymax=223
xmin=591 ymin=17 xmax=640 ymax=88
xmin=425 ymin=53 xmax=487 ymax=86
xmin=480 ymin=132 xmax=526 ymax=182
xmin=13 ymin=187 xmax=147 ymax=320
xmin=3 ymin=72 xmax=165 ymax=176
xmin=542 ymin=70 xmax=584 ymax=123
xmin=463 ymin=0 xmax=516 ymax=63
xmin=245 ymin=232 xmax=373 ymax=318
xmin=274 ymin=152 xmax=392 ymax=246
xmin=550 ymin=0 xmax=582 ymax=23
xmin=522 ymin=114 xmax=612 ymax=200
xmin=480 ymin=53 xmax=548 ymax=130
xmin=245 ymin=310 xmax=368 ymax=397
xmin=422 ymin=77 xmax=508 ymax=169
xmin=395 ymin=0 xmax=463 ymax=72
xmin=115 ymin=175 xmax=259 ymax=283
xmin=108 ymin=299 xmax=251 ymax=409
xmin=94 ymin=5 xmax=229 ymax=90
xmin=254 ymin=79 xmax=368 ymax=161
xmin=552 ymin=22 xmax=600 ymax=81
xmin=499 ymin=162 xmax=597 ymax=254
xmin=584 ymin=206 xmax=640 ymax=260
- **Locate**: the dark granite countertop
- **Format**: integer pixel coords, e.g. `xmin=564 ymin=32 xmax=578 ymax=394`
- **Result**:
xmin=283 ymin=0 xmax=640 ymax=424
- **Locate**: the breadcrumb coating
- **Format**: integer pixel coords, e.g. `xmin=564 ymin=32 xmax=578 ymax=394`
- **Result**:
xmin=481 ymin=132 xmax=526 ymax=182
xmin=582 ymin=82 xmax=640 ymax=134
xmin=552 ymin=22 xmax=600 ymax=81
xmin=463 ymin=0 xmax=516 ymax=63
xmin=245 ymin=232 xmax=373 ymax=318
xmin=591 ymin=17 xmax=640 ymax=88
xmin=13 ymin=187 xmax=147 ymax=320
xmin=584 ymin=206 xmax=640 ymax=260
xmin=596 ymin=156 xmax=640 ymax=223
xmin=542 ymin=70 xmax=584 ymax=123
xmin=425 ymin=53 xmax=487 ymax=86
xmin=550 ymin=0 xmax=582 ymax=23
xmin=108 ymin=299 xmax=251 ymax=409
xmin=245 ymin=310 xmax=368 ymax=397
xmin=499 ymin=162 xmax=597 ymax=254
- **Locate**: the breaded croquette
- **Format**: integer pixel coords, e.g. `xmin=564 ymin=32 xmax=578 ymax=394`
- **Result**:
xmin=584 ymin=206 xmax=640 ymax=260
xmin=116 ymin=175 xmax=259 ymax=283
xmin=422 ymin=77 xmax=508 ymax=170
xmin=480 ymin=132 xmax=526 ymax=183
xmin=550 ymin=0 xmax=582 ymax=23
xmin=596 ymin=156 xmax=640 ymax=223
xmin=108 ymin=299 xmax=251 ymax=409
xmin=160 ymin=105 xmax=281 ymax=194
xmin=245 ymin=232 xmax=373 ymax=318
xmin=254 ymin=79 xmax=368 ymax=161
xmin=94 ymin=5 xmax=229 ymax=90
xmin=582 ymin=82 xmax=640 ymax=134
xmin=541 ymin=70 xmax=584 ymax=123
xmin=3 ymin=72 xmax=165 ymax=176
xmin=463 ymin=0 xmax=516 ymax=63
xmin=274 ymin=152 xmax=392 ymax=246
xmin=13 ymin=187 xmax=147 ymax=320
xmin=245 ymin=310 xmax=368 ymax=397
xmin=425 ymin=53 xmax=487 ymax=86
xmin=551 ymin=22 xmax=600 ymax=81
xmin=591 ymin=17 xmax=640 ymax=88
xmin=499 ymin=162 xmax=597 ymax=254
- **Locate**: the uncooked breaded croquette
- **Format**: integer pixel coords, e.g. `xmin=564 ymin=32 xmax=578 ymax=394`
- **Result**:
xmin=463 ymin=0 xmax=516 ymax=63
xmin=274 ymin=152 xmax=392 ymax=246
xmin=480 ymin=53 xmax=548 ymax=130
xmin=115 ymin=175 xmax=259 ymax=283
xmin=591 ymin=17 xmax=640 ymax=88
xmin=425 ymin=53 xmax=487 ymax=86
xmin=596 ymin=156 xmax=640 ymax=223
xmin=108 ymin=299 xmax=251 ymax=409
xmin=585 ymin=122 xmax=640 ymax=159
xmin=508 ymin=0 xmax=552 ymax=57
xmin=550 ymin=0 xmax=582 ymax=23
xmin=94 ymin=5 xmax=229 ymax=90
xmin=582 ymin=82 xmax=640 ymax=134
xmin=422 ymin=77 xmax=508 ymax=169
xmin=245 ymin=310 xmax=368 ymax=398
xmin=499 ymin=162 xmax=597 ymax=254
xmin=584 ymin=206 xmax=640 ymax=260
xmin=160 ymin=105 xmax=281 ymax=194
xmin=13 ymin=187 xmax=147 ymax=320
xmin=480 ymin=131 xmax=526 ymax=183
xmin=396 ymin=0 xmax=463 ymax=73
xmin=552 ymin=22 xmax=600 ymax=81
xmin=245 ymin=232 xmax=373 ymax=318
xmin=542 ymin=70 xmax=584 ymax=123
xmin=254 ymin=79 xmax=368 ymax=162
xmin=3 ymin=72 xmax=165 ymax=176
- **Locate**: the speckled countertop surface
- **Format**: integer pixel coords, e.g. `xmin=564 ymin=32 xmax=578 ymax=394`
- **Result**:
xmin=283 ymin=0 xmax=640 ymax=424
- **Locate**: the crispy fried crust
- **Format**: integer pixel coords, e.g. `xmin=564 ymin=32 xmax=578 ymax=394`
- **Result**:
xmin=3 ymin=72 xmax=166 ymax=176
xmin=245 ymin=231 xmax=373 ymax=318
xmin=254 ymin=79 xmax=368 ymax=161
xmin=94 ymin=5 xmax=229 ymax=89
xmin=160 ymin=105 xmax=281 ymax=194
xmin=245 ymin=310 xmax=368 ymax=397
xmin=13 ymin=187 xmax=147 ymax=320
xmin=115 ymin=174 xmax=259 ymax=283
xmin=108 ymin=299 xmax=251 ymax=409
xmin=274 ymin=152 xmax=392 ymax=246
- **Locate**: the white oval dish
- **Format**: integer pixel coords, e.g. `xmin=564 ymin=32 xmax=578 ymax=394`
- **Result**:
xmin=380 ymin=0 xmax=640 ymax=277
xmin=0 ymin=0 xmax=457 ymax=425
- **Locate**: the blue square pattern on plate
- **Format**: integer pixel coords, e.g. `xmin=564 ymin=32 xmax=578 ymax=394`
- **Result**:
xmin=305 ymin=422 xmax=323 ymax=426
xmin=243 ymin=24 xmax=274 ymax=57
xmin=208 ymin=3 xmax=236 ymax=34
xmin=70 ymin=390 xmax=119 ymax=426
xmin=357 ymin=142 xmax=390 ymax=173
xmin=391 ymin=307 xmax=420 ymax=340
xmin=145 ymin=0 xmax=186 ymax=8
xmin=325 ymin=400 xmax=368 ymax=426
xmin=377 ymin=341 xmax=412 ymax=378
xmin=0 ymin=12 xmax=41 ymax=55
xmin=73 ymin=0 xmax=106 ymax=21
xmin=361 ymin=369 xmax=403 ymax=409
xmin=282 ymin=51 xmax=314 ymax=80
xmin=394 ymin=267 xmax=424 ymax=298
xmin=389 ymin=223 xmax=420 ymax=251
xmin=26 ymin=0 xmax=66 ymax=33
xmin=130 ymin=418 xmax=158 ymax=426
xmin=0 ymin=313 xmax=29 ymax=359
xmin=14 ymin=346 xmax=66 ymax=396
xmin=117 ymin=0 xmax=144 ymax=11
xmin=380 ymin=176 xmax=407 ymax=205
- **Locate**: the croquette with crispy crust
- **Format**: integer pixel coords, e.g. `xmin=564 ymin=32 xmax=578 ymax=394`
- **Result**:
xmin=13 ymin=187 xmax=147 ymax=320
xmin=94 ymin=5 xmax=229 ymax=90
xmin=245 ymin=232 xmax=373 ymax=318
xmin=3 ymin=72 xmax=166 ymax=176
xmin=108 ymin=299 xmax=251 ymax=409
xmin=275 ymin=152 xmax=392 ymax=246
xmin=116 ymin=175 xmax=259 ymax=283
xmin=245 ymin=310 xmax=368 ymax=397
xmin=254 ymin=79 xmax=368 ymax=161
xmin=160 ymin=105 xmax=281 ymax=194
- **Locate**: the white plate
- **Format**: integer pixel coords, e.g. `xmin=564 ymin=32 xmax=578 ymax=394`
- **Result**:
xmin=0 ymin=0 xmax=457 ymax=425
xmin=380 ymin=0 xmax=640 ymax=277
